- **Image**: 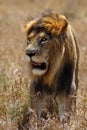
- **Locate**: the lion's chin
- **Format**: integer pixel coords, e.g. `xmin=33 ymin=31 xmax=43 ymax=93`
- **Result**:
xmin=32 ymin=69 xmax=47 ymax=76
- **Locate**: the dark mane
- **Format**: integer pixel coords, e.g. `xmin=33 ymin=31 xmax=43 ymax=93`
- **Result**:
xmin=26 ymin=9 xmax=68 ymax=36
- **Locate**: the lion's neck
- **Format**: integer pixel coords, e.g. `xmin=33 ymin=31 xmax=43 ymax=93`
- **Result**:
xmin=43 ymin=61 xmax=63 ymax=87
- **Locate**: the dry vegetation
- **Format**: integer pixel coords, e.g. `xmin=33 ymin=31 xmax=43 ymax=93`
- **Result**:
xmin=0 ymin=0 xmax=87 ymax=129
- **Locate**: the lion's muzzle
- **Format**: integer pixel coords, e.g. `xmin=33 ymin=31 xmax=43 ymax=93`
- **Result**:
xmin=26 ymin=48 xmax=48 ymax=76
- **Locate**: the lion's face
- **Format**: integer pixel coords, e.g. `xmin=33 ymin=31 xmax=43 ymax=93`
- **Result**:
xmin=26 ymin=30 xmax=57 ymax=76
xmin=24 ymin=9 xmax=68 ymax=76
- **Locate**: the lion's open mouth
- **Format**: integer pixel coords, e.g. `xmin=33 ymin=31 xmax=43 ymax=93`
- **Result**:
xmin=32 ymin=61 xmax=46 ymax=70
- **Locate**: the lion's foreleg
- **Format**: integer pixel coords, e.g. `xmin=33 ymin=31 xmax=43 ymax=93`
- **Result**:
xmin=30 ymin=81 xmax=43 ymax=118
xmin=58 ymin=81 xmax=77 ymax=123
xmin=58 ymin=93 xmax=71 ymax=122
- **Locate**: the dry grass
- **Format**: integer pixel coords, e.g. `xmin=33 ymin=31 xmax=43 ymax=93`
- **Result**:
xmin=0 ymin=0 xmax=87 ymax=129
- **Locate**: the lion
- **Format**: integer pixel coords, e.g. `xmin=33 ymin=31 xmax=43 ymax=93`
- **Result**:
xmin=23 ymin=9 xmax=79 ymax=123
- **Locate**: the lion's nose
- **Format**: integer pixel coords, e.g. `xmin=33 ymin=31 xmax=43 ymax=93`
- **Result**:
xmin=26 ymin=50 xmax=36 ymax=57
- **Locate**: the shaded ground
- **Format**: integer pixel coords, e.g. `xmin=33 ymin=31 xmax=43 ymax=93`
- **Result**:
xmin=0 ymin=0 xmax=87 ymax=129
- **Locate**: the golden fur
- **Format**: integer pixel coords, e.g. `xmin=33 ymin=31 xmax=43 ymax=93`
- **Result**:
xmin=23 ymin=9 xmax=79 ymax=123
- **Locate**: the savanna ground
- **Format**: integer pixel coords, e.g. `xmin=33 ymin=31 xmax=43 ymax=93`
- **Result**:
xmin=0 ymin=0 xmax=87 ymax=129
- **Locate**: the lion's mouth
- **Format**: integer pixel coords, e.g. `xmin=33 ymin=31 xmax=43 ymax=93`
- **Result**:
xmin=32 ymin=61 xmax=46 ymax=70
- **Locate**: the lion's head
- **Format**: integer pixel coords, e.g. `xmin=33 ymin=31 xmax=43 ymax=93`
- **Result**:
xmin=23 ymin=9 xmax=68 ymax=77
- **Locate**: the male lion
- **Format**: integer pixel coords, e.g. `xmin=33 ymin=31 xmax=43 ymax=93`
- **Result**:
xmin=23 ymin=9 xmax=79 ymax=123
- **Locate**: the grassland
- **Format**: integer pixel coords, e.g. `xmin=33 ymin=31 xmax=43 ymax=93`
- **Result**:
xmin=0 ymin=0 xmax=87 ymax=129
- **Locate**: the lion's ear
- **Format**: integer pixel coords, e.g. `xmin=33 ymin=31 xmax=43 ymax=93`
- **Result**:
xmin=21 ymin=19 xmax=37 ymax=34
xmin=57 ymin=15 xmax=68 ymax=35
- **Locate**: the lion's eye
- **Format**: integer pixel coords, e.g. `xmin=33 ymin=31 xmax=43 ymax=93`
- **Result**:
xmin=40 ymin=37 xmax=48 ymax=44
xmin=27 ymin=37 xmax=31 ymax=44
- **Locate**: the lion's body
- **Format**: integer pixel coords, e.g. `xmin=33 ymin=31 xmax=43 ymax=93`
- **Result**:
xmin=24 ymin=9 xmax=79 ymax=122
